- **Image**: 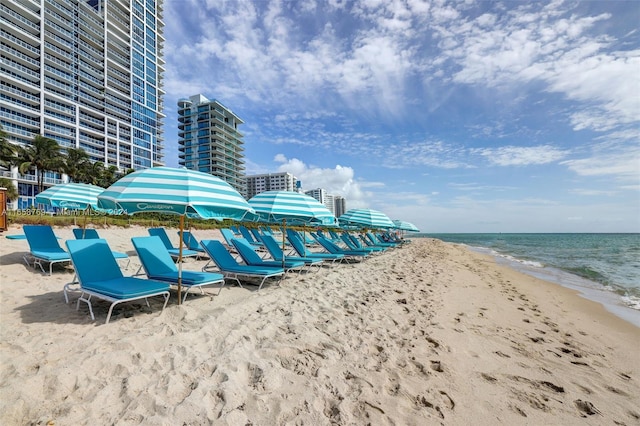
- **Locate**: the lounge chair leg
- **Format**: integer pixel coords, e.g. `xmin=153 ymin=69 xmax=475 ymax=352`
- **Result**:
xmin=133 ymin=265 xmax=144 ymax=276
xmin=105 ymin=302 xmax=117 ymax=324
xmin=33 ymin=259 xmax=46 ymax=274
xmin=181 ymin=289 xmax=192 ymax=303
xmin=63 ymin=279 xmax=79 ymax=304
xmin=162 ymin=293 xmax=170 ymax=311
xmin=258 ymin=276 xmax=267 ymax=290
xmin=77 ymin=293 xmax=96 ymax=321
xmin=216 ymin=280 xmax=226 ymax=296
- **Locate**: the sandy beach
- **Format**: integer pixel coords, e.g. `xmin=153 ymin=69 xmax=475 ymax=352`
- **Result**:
xmin=1 ymin=225 xmax=638 ymax=425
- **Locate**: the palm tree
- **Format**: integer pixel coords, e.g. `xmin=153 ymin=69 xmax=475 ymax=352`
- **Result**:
xmin=0 ymin=177 xmax=18 ymax=202
xmin=99 ymin=164 xmax=120 ymax=188
xmin=79 ymin=160 xmax=105 ymax=185
xmin=61 ymin=147 xmax=91 ymax=183
xmin=0 ymin=125 xmax=18 ymax=169
xmin=17 ymin=135 xmax=64 ymax=193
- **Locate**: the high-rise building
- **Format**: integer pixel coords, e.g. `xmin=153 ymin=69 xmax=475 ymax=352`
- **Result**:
xmin=177 ymin=94 xmax=246 ymax=197
xmin=1 ymin=0 xmax=165 ymax=208
xmin=305 ymin=188 xmax=347 ymax=216
xmin=334 ymin=195 xmax=346 ymax=217
xmin=246 ymin=172 xmax=298 ymax=199
xmin=305 ymin=188 xmax=333 ymax=214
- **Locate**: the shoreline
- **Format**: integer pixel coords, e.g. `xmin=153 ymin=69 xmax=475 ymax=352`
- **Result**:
xmin=1 ymin=226 xmax=639 ymax=424
xmin=418 ymin=236 xmax=640 ymax=329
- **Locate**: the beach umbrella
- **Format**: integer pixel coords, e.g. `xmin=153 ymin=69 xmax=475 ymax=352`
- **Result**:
xmin=248 ymin=191 xmax=336 ymax=226
xmin=392 ymin=220 xmax=420 ymax=232
xmin=338 ymin=208 xmax=395 ymax=230
xmin=35 ymin=182 xmax=104 ymax=211
xmin=35 ymin=182 xmax=106 ymax=231
xmin=98 ymin=166 xmax=255 ymax=303
xmin=248 ymin=191 xmax=337 ymax=266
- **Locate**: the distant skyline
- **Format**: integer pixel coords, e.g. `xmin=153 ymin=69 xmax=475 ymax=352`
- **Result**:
xmin=161 ymin=0 xmax=639 ymax=233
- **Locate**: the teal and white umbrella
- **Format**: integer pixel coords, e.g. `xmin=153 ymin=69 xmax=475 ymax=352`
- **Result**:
xmin=98 ymin=167 xmax=253 ymax=220
xmin=248 ymin=191 xmax=337 ymax=262
xmin=248 ymin=191 xmax=337 ymax=226
xmin=393 ymin=219 xmax=420 ymax=232
xmin=338 ymin=208 xmax=395 ymax=229
xmin=98 ymin=166 xmax=255 ymax=303
xmin=36 ymin=182 xmax=104 ymax=211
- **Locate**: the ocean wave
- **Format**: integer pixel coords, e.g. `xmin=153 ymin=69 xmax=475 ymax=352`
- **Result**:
xmin=621 ymin=296 xmax=640 ymax=310
xmin=563 ymin=266 xmax=609 ymax=286
xmin=489 ymin=250 xmax=545 ymax=268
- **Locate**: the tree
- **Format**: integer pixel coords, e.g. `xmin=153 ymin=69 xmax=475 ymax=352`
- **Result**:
xmin=99 ymin=164 xmax=120 ymax=188
xmin=0 ymin=125 xmax=18 ymax=169
xmin=0 ymin=177 xmax=18 ymax=202
xmin=17 ymin=135 xmax=64 ymax=193
xmin=80 ymin=160 xmax=105 ymax=185
xmin=61 ymin=147 xmax=91 ymax=183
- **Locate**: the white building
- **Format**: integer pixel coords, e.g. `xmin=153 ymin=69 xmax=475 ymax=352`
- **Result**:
xmin=1 ymin=0 xmax=166 ymax=209
xmin=304 ymin=188 xmax=345 ymax=215
xmin=246 ymin=172 xmax=299 ymax=199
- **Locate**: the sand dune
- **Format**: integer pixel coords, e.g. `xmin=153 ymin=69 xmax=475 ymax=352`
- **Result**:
xmin=1 ymin=225 xmax=638 ymax=425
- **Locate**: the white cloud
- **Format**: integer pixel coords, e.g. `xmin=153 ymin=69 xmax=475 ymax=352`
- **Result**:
xmin=274 ymin=155 xmax=370 ymax=208
xmin=561 ymin=148 xmax=640 ymax=182
xmin=430 ymin=3 xmax=639 ymax=134
xmin=476 ymin=145 xmax=568 ymax=166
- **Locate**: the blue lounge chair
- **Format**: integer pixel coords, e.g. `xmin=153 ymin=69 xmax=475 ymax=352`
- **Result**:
xmin=238 ymin=226 xmax=264 ymax=247
xmin=200 ymin=240 xmax=284 ymax=290
xmin=148 ymin=227 xmax=199 ymax=260
xmin=342 ymin=232 xmax=385 ymax=253
xmin=23 ymin=225 xmax=71 ymax=275
xmin=261 ymin=234 xmax=324 ymax=269
xmin=132 ymin=236 xmax=225 ymax=302
xmin=358 ymin=234 xmax=391 ymax=251
xmin=250 ymin=228 xmax=264 ymax=243
xmin=366 ymin=232 xmax=398 ymax=248
xmin=65 ymin=239 xmax=170 ymax=324
xmin=72 ymin=228 xmax=131 ymax=268
xmin=178 ymin=231 xmax=208 ymax=258
xmin=231 ymin=237 xmax=306 ymax=273
xmin=313 ymin=234 xmax=369 ymax=261
xmin=285 ymin=229 xmax=344 ymax=264
xmin=220 ymin=228 xmax=238 ymax=249
xmin=329 ymin=230 xmax=347 ymax=243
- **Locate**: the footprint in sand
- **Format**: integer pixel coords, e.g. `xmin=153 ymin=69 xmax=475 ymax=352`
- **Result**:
xmin=574 ymin=399 xmax=601 ymax=416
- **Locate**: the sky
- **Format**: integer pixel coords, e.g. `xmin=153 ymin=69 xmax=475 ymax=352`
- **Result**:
xmin=160 ymin=0 xmax=640 ymax=233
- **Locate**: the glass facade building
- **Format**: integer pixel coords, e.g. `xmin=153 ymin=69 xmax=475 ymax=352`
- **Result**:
xmin=177 ymin=94 xmax=246 ymax=197
xmin=1 ymin=0 xmax=165 ymax=208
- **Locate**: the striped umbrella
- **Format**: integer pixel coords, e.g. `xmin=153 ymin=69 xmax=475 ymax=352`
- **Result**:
xmin=393 ymin=219 xmax=420 ymax=232
xmin=98 ymin=167 xmax=253 ymax=220
xmin=98 ymin=166 xmax=255 ymax=303
xmin=338 ymin=208 xmax=395 ymax=229
xmin=248 ymin=191 xmax=337 ymax=262
xmin=36 ymin=182 xmax=104 ymax=211
xmin=248 ymin=191 xmax=337 ymax=226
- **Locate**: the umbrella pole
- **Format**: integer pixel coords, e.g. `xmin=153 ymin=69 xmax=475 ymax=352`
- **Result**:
xmin=82 ymin=207 xmax=90 ymax=238
xmin=282 ymin=218 xmax=286 ymax=270
xmin=178 ymin=215 xmax=184 ymax=305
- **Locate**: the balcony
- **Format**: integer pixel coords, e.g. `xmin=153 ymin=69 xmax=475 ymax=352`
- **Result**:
xmin=2 ymin=44 xmax=39 ymax=72
xmin=1 ymin=28 xmax=40 ymax=57
xmin=1 ymin=3 xmax=39 ymax=36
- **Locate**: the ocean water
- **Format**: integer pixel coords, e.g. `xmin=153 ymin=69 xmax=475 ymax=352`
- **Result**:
xmin=417 ymin=233 xmax=640 ymax=327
